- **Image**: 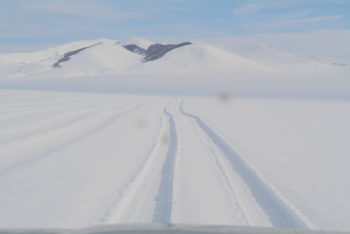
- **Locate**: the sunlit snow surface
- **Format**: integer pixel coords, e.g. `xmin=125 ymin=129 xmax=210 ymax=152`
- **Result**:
xmin=0 ymin=37 xmax=350 ymax=231
xmin=0 ymin=89 xmax=350 ymax=231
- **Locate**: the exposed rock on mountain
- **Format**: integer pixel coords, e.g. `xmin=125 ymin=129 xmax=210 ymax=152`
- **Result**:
xmin=143 ymin=42 xmax=192 ymax=62
xmin=123 ymin=44 xmax=147 ymax=56
xmin=123 ymin=42 xmax=192 ymax=62
xmin=53 ymin=43 xmax=101 ymax=68
xmin=331 ymin=63 xmax=348 ymax=66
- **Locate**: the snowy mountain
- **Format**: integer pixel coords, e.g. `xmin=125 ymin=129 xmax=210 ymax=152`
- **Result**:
xmin=199 ymin=36 xmax=350 ymax=67
xmin=1 ymin=36 xmax=347 ymax=80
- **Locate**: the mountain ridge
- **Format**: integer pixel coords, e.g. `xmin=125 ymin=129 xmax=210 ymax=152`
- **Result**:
xmin=0 ymin=37 xmax=348 ymax=80
xmin=123 ymin=42 xmax=192 ymax=62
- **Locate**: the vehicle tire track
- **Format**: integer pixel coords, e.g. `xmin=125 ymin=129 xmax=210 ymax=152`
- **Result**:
xmin=0 ymin=100 xmax=151 ymax=177
xmin=178 ymin=100 xmax=314 ymax=229
xmin=0 ymin=95 xmax=100 ymax=115
xmin=0 ymin=99 xmax=142 ymax=144
xmin=152 ymin=101 xmax=178 ymax=223
xmin=179 ymin=106 xmax=252 ymax=226
xmin=0 ymin=96 xmax=130 ymax=125
xmin=97 ymin=100 xmax=173 ymax=224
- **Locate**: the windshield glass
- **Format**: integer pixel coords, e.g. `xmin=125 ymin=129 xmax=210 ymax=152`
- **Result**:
xmin=0 ymin=0 xmax=349 ymax=233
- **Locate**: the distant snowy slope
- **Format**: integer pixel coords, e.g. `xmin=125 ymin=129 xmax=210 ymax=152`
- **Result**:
xmin=0 ymin=38 xmax=272 ymax=79
xmin=198 ymin=37 xmax=323 ymax=66
xmin=56 ymin=41 xmax=142 ymax=75
xmin=0 ymin=39 xmax=113 ymax=67
xmin=307 ymin=53 xmax=349 ymax=67
xmin=0 ymin=39 xmax=144 ymax=79
xmin=128 ymin=42 xmax=270 ymax=73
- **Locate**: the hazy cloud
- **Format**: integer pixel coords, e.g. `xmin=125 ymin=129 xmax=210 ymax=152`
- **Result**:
xmin=272 ymin=15 xmax=342 ymax=28
xmin=232 ymin=4 xmax=260 ymax=15
xmin=19 ymin=0 xmax=151 ymax=20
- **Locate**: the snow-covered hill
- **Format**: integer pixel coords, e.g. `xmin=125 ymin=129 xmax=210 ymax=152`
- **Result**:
xmin=1 ymin=36 xmax=347 ymax=80
xmin=126 ymin=41 xmax=270 ymax=73
xmin=199 ymin=36 xmax=350 ymax=67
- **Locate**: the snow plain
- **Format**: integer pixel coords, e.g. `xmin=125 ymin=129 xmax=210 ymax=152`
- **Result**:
xmin=0 ymin=89 xmax=350 ymax=231
xmin=0 ymin=37 xmax=350 ymax=232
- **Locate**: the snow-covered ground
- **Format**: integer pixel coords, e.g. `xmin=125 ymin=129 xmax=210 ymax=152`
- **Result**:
xmin=0 ymin=89 xmax=349 ymax=231
xmin=0 ymin=36 xmax=349 ymax=231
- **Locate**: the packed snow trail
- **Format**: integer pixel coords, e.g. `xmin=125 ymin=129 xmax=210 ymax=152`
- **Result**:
xmin=101 ymin=99 xmax=312 ymax=227
xmin=152 ymin=101 xmax=178 ymax=223
xmin=96 ymin=101 xmax=180 ymax=224
xmin=178 ymin=100 xmax=311 ymax=228
xmin=98 ymin=101 xmax=174 ymax=224
xmin=158 ymin=100 xmax=244 ymax=225
xmin=100 ymin=99 xmax=261 ymax=226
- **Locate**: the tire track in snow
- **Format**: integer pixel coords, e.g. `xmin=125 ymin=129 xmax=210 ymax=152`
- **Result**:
xmin=180 ymin=106 xmax=251 ymax=226
xmin=0 ymin=94 xmax=107 ymax=109
xmin=0 ymin=109 xmax=59 ymax=124
xmin=152 ymin=101 xmax=178 ymax=223
xmin=0 ymin=95 xmax=97 ymax=115
xmin=0 ymin=96 xmax=126 ymax=124
xmin=97 ymin=101 xmax=173 ymax=224
xmin=0 ymin=99 xmax=141 ymax=144
xmin=0 ymin=97 xmax=82 ymax=111
xmin=178 ymin=100 xmax=314 ymax=229
xmin=0 ymin=100 xmax=151 ymax=177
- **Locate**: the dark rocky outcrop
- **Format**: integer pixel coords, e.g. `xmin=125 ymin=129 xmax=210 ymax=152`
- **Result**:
xmin=53 ymin=43 xmax=101 ymax=68
xmin=331 ymin=62 xmax=348 ymax=67
xmin=52 ymin=41 xmax=192 ymax=68
xmin=123 ymin=42 xmax=192 ymax=62
xmin=123 ymin=45 xmax=147 ymax=56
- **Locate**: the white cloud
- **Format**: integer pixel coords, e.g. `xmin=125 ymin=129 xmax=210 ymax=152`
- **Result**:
xmin=19 ymin=0 xmax=150 ymax=20
xmin=232 ymin=4 xmax=260 ymax=15
xmin=283 ymin=10 xmax=313 ymax=20
xmin=272 ymin=15 xmax=342 ymax=28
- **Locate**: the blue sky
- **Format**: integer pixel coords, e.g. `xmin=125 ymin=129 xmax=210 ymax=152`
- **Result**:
xmin=1 ymin=0 xmax=349 ymax=57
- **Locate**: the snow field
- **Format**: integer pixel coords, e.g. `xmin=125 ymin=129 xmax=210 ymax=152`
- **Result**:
xmin=0 ymin=90 xmax=350 ymax=231
xmin=0 ymin=90 xmax=165 ymax=227
xmin=182 ymin=97 xmax=350 ymax=230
